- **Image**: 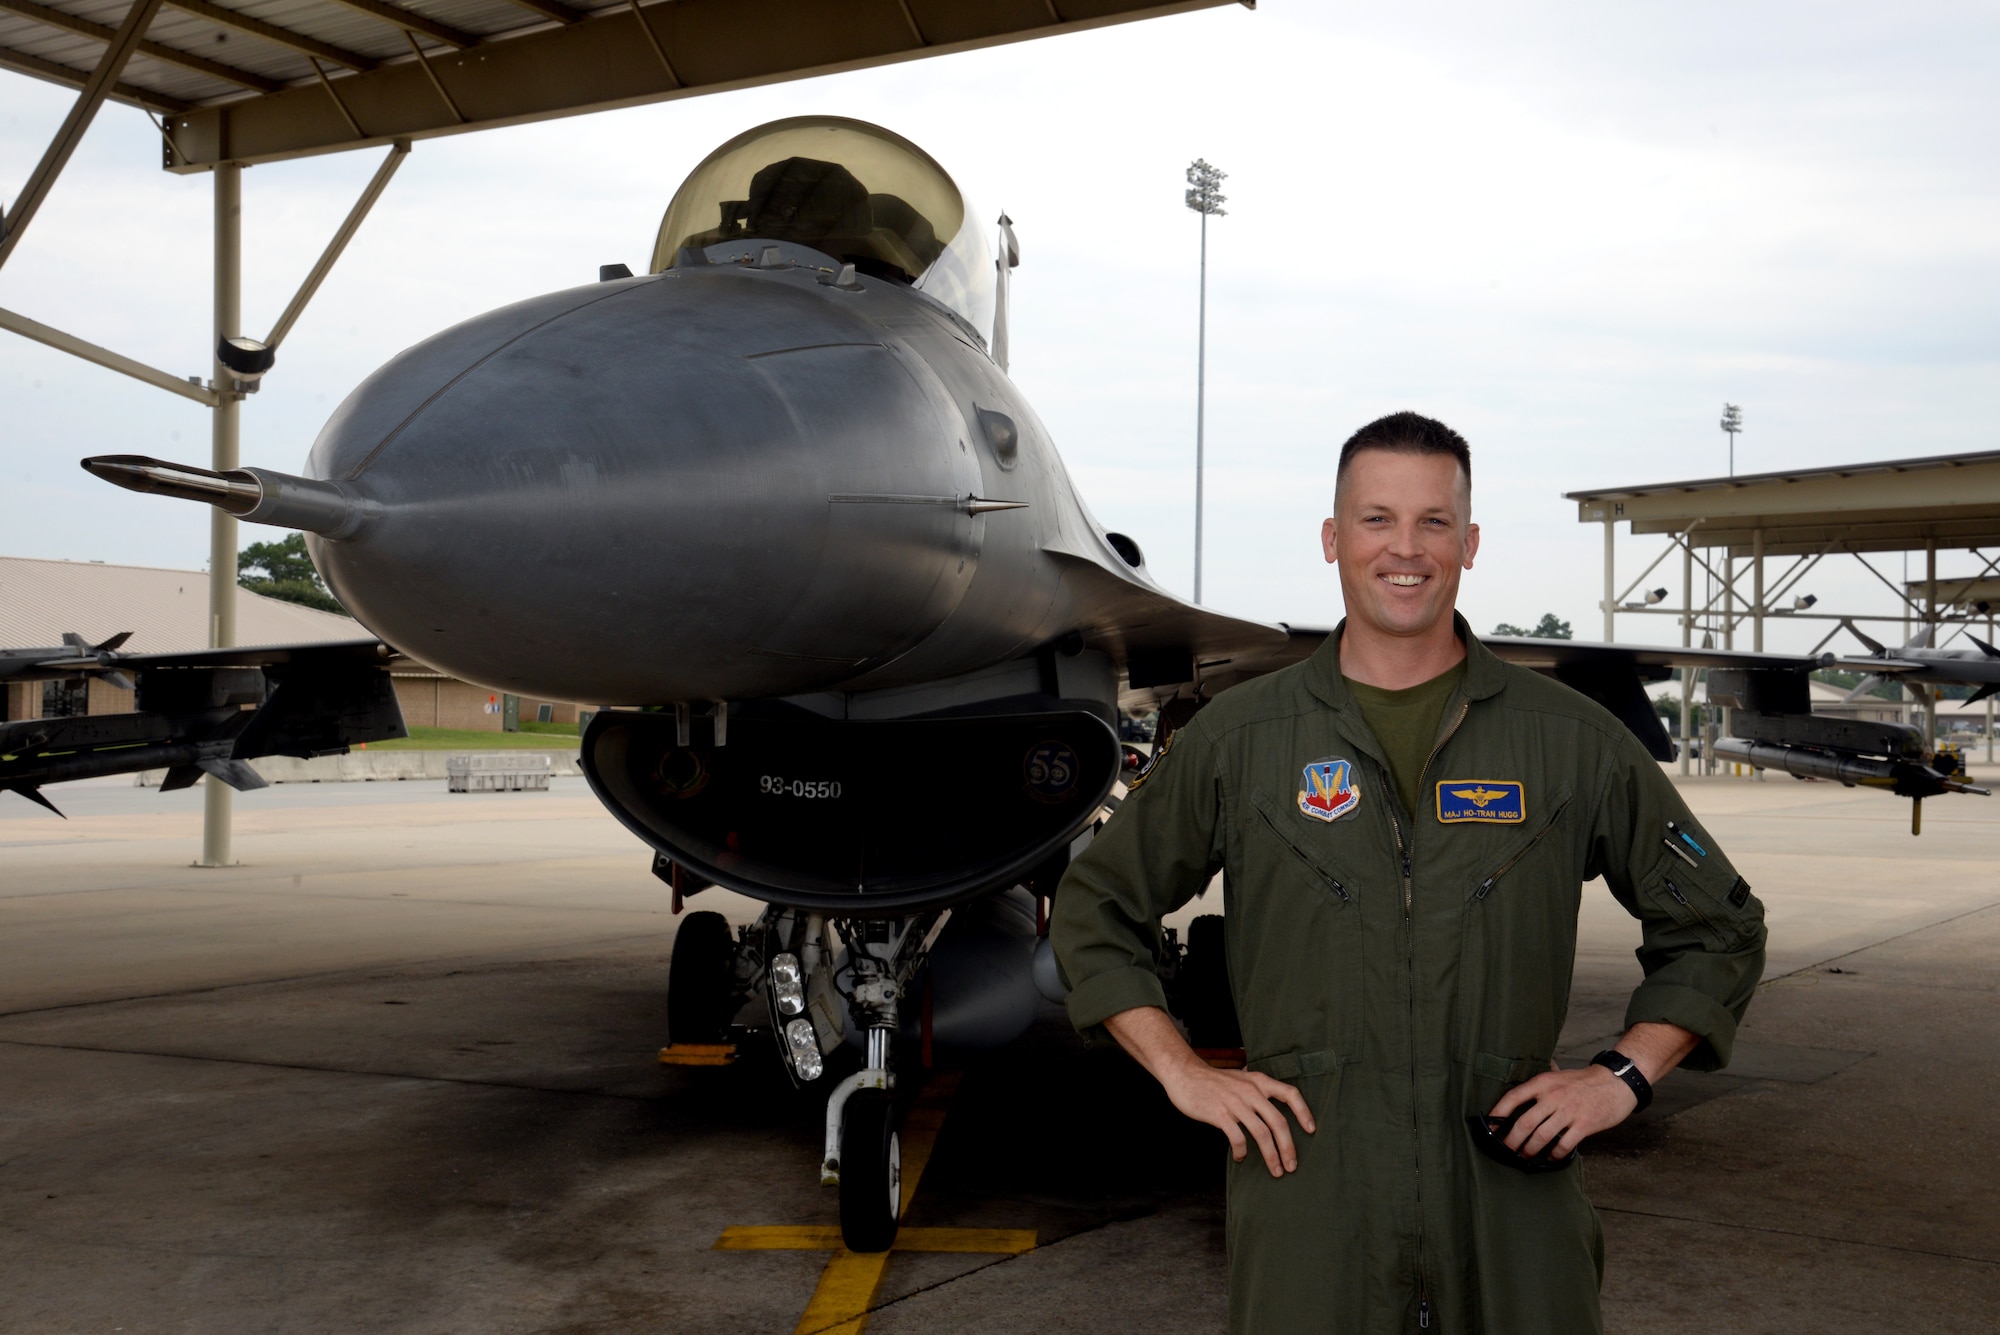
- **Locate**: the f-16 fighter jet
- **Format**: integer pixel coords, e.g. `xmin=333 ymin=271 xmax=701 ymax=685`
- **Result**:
xmin=55 ymin=117 xmax=1984 ymax=1249
xmin=1824 ymin=621 xmax=2000 ymax=704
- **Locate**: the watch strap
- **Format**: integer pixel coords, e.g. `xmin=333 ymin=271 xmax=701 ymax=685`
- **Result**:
xmin=1590 ymin=1049 xmax=1653 ymax=1113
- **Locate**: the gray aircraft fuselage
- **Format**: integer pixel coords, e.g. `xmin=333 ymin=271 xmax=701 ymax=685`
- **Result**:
xmin=305 ymin=243 xmax=1142 ymax=707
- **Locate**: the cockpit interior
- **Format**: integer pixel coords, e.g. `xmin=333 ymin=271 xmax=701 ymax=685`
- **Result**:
xmin=651 ymin=116 xmax=996 ymax=341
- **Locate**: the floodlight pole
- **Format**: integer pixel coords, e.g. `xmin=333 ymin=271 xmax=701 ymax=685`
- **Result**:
xmin=1185 ymin=159 xmax=1226 ymax=604
xmin=201 ymin=161 xmax=242 ymax=869
xmin=1720 ymin=402 xmax=1742 ymax=477
xmin=1195 ymin=207 xmax=1206 ymax=603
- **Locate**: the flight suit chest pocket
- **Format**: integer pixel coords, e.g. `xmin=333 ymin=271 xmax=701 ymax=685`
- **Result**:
xmin=1232 ymin=789 xmax=1369 ymax=1060
xmin=1451 ymin=790 xmax=1575 ymax=1065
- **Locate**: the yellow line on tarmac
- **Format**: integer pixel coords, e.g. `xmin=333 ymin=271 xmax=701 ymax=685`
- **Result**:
xmin=716 ymin=1225 xmax=844 ymax=1250
xmin=712 ymin=1071 xmax=1037 ymax=1335
xmin=889 ymin=1227 xmax=1037 ymax=1254
xmin=895 ymin=1071 xmax=958 ymax=1215
xmin=795 ymin=1250 xmax=892 ymax=1335
xmin=717 ymin=1225 xmax=1036 ymax=1256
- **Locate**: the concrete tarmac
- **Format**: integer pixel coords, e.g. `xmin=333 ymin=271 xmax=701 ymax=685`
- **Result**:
xmin=1 ymin=768 xmax=1995 ymax=1332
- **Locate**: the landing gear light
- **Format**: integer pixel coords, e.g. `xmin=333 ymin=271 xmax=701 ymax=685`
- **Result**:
xmin=785 ymin=1017 xmax=824 ymax=1081
xmin=771 ymin=952 xmax=806 ymax=1016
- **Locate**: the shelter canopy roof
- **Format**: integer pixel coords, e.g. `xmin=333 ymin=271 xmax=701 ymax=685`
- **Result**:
xmin=0 ymin=0 xmax=1239 ymax=170
xmin=1567 ymin=449 xmax=2000 ymax=558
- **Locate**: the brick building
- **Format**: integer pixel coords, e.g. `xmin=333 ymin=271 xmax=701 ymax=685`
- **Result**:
xmin=1 ymin=555 xmax=580 ymax=731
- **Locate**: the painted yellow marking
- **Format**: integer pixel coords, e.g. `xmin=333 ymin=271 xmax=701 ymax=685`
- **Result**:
xmin=713 ymin=1071 xmax=1036 ymax=1335
xmin=894 ymin=1070 xmax=958 ymax=1215
xmin=717 ymin=1225 xmax=1037 ymax=1256
xmin=659 ymin=1043 xmax=737 ymax=1066
xmin=716 ymin=1226 xmax=845 ymax=1250
xmin=795 ymin=1251 xmax=891 ymax=1335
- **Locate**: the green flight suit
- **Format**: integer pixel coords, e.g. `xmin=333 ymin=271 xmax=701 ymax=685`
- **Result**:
xmin=1053 ymin=618 xmax=1767 ymax=1334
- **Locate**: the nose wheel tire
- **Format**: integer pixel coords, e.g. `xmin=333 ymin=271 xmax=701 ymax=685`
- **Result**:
xmin=667 ymin=910 xmax=737 ymax=1044
xmin=838 ymin=1088 xmax=901 ymax=1252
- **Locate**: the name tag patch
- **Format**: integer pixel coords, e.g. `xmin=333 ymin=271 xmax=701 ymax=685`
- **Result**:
xmin=1436 ymin=780 xmax=1525 ymax=824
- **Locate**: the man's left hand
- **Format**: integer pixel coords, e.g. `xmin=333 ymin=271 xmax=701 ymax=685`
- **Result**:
xmin=1487 ymin=1021 xmax=1700 ymax=1159
xmin=1488 ymin=1066 xmax=1635 ymax=1161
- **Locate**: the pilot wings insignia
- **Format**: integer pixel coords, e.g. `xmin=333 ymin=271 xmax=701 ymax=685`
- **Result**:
xmin=1436 ymin=779 xmax=1525 ymax=824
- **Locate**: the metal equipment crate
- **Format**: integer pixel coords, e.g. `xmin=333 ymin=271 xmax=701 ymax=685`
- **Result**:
xmin=446 ymin=753 xmax=553 ymax=792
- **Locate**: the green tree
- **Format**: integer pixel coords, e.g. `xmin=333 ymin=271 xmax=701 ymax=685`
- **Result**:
xmin=239 ymin=532 xmax=344 ymax=614
xmin=1491 ymin=613 xmax=1573 ymax=640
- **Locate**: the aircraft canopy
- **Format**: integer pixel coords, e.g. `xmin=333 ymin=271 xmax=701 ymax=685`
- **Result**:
xmin=652 ymin=116 xmax=994 ymax=341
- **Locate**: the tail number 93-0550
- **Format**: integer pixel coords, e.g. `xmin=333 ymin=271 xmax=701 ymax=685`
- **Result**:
xmin=759 ymin=776 xmax=843 ymax=799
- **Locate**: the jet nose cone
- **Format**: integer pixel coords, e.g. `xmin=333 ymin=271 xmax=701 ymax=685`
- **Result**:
xmin=309 ymin=270 xmax=983 ymax=702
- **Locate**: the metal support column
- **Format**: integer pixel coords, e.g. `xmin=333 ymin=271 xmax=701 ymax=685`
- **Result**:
xmin=1752 ymin=530 xmax=1765 ymax=652
xmin=1602 ymin=518 xmax=1615 ymax=642
xmin=1679 ymin=539 xmax=1692 ymax=775
xmin=200 ymin=161 xmax=241 ymax=869
xmin=1924 ymin=541 xmax=1937 ymax=753
xmin=1722 ymin=550 xmax=1734 ymax=771
xmin=1751 ymin=529 xmax=1765 ymax=780
xmin=1989 ymin=611 xmax=1996 ymax=765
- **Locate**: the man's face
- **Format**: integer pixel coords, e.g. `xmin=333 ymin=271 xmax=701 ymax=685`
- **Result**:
xmin=1320 ymin=449 xmax=1479 ymax=642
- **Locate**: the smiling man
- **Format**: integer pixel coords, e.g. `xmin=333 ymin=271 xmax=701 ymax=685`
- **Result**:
xmin=1053 ymin=411 xmax=1767 ymax=1333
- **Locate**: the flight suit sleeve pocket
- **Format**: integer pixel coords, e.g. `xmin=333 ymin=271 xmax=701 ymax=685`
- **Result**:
xmin=1637 ymin=853 xmax=1760 ymax=954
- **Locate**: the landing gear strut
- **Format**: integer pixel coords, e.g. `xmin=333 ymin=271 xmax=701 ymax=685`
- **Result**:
xmin=812 ymin=914 xmax=946 ymax=1251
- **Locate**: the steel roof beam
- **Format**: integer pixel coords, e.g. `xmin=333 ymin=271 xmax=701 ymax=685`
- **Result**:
xmin=0 ymin=38 xmax=190 ymax=109
xmin=164 ymin=0 xmax=377 ymax=72
xmin=0 ymin=302 xmax=219 ymax=405
xmin=0 ymin=0 xmax=282 ymax=91
xmin=264 ymin=138 xmax=407 ymax=349
xmin=1 ymin=0 xmax=165 ymax=270
xmin=159 ymin=0 xmax=1240 ymax=170
xmin=492 ymin=0 xmax=582 ymax=24
xmin=318 ymin=0 xmax=476 ymax=49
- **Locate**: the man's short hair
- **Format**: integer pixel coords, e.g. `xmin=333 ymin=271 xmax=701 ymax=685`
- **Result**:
xmin=1335 ymin=412 xmax=1472 ymax=499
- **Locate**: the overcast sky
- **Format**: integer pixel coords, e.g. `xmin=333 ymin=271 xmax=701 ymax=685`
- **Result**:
xmin=4 ymin=1 xmax=1997 ymax=654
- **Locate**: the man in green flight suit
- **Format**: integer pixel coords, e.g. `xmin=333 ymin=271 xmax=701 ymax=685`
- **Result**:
xmin=1052 ymin=412 xmax=1767 ymax=1333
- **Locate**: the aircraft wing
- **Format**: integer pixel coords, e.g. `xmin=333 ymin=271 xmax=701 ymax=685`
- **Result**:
xmin=1 ymin=638 xmax=407 ymax=814
xmin=1068 ymin=574 xmax=1981 ymax=821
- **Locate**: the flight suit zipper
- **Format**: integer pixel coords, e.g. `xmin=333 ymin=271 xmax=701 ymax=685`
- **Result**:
xmin=1249 ymin=800 xmax=1351 ymax=902
xmin=1471 ymin=797 xmax=1574 ymax=901
xmin=1664 ymin=876 xmax=1715 ymax=931
xmin=1388 ymin=695 xmax=1471 ymax=1329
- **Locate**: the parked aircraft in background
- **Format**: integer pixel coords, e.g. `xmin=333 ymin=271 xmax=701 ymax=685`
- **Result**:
xmin=1828 ymin=621 xmax=2000 ymax=704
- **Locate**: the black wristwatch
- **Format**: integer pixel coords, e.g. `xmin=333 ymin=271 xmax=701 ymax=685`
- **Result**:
xmin=1590 ymin=1049 xmax=1653 ymax=1113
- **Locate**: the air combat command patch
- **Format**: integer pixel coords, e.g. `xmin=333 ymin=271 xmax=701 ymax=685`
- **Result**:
xmin=1298 ymin=757 xmax=1360 ymax=823
xmin=1436 ymin=780 xmax=1526 ymax=824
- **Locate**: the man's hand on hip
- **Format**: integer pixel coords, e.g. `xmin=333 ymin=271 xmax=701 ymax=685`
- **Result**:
xmin=1489 ymin=1020 xmax=1700 ymax=1160
xmin=1488 ymin=1065 xmax=1636 ymax=1161
xmin=1103 ymin=1006 xmax=1315 ymax=1178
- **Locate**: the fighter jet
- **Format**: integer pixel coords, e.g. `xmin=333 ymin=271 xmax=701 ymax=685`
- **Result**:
xmin=1824 ymin=621 xmax=2000 ymax=704
xmin=54 ymin=116 xmax=1985 ymax=1249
